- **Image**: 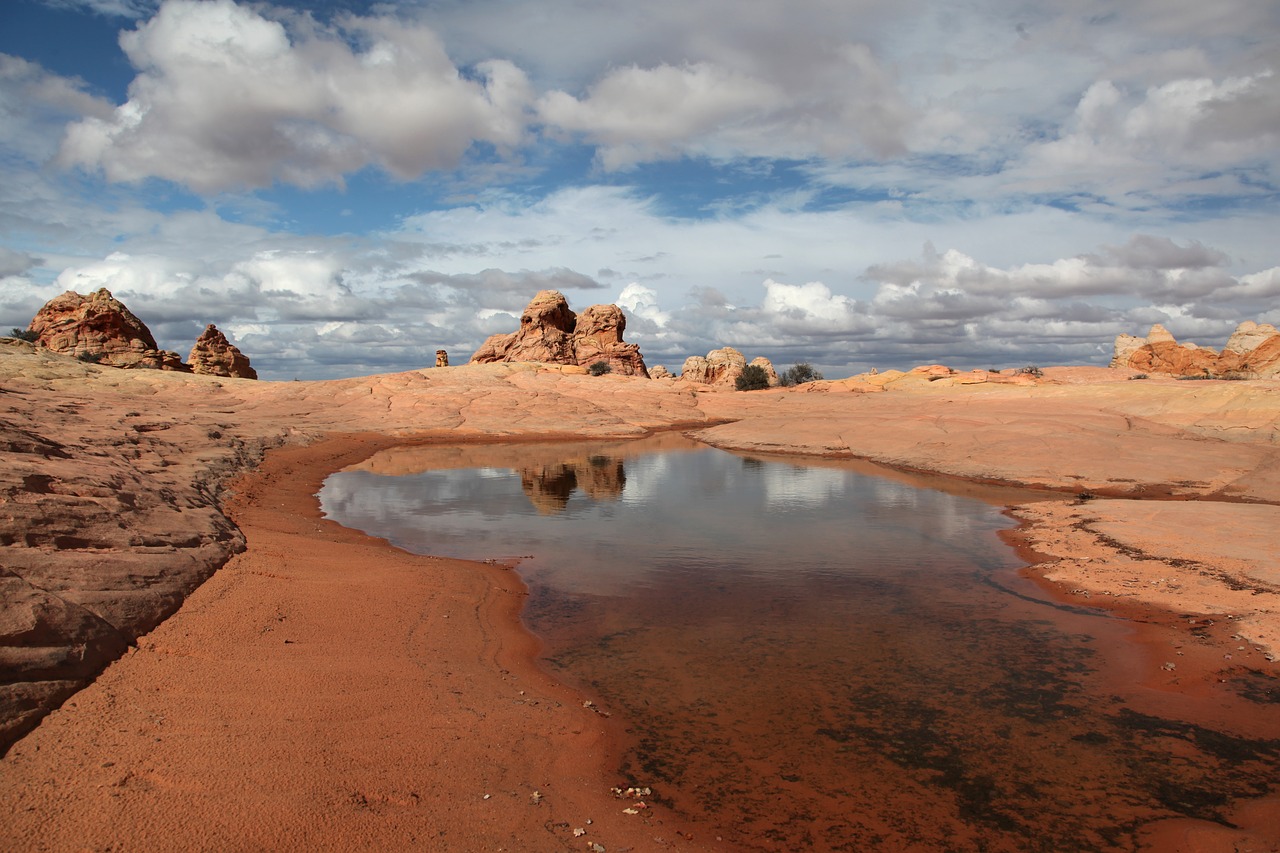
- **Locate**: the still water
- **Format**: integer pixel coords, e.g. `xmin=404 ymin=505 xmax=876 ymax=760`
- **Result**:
xmin=320 ymin=433 xmax=1279 ymax=852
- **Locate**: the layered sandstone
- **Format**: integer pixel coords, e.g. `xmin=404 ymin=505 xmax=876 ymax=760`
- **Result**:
xmin=1111 ymin=321 xmax=1280 ymax=378
xmin=470 ymin=290 xmax=649 ymax=376
xmin=188 ymin=324 xmax=257 ymax=379
xmin=27 ymin=288 xmax=189 ymax=371
xmin=679 ymin=346 xmax=778 ymax=386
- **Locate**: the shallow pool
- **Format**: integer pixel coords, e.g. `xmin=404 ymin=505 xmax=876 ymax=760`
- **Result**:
xmin=320 ymin=434 xmax=1280 ymax=851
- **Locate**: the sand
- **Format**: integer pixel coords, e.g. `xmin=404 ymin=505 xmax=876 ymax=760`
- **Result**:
xmin=1 ymin=434 xmax=711 ymax=852
xmin=2 ymin=344 xmax=1278 ymax=850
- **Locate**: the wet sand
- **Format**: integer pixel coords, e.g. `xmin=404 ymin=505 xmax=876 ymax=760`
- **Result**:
xmin=0 ymin=434 xmax=714 ymax=852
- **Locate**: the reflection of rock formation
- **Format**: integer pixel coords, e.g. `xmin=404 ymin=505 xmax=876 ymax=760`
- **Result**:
xmin=519 ymin=456 xmax=627 ymax=514
xmin=470 ymin=290 xmax=649 ymax=376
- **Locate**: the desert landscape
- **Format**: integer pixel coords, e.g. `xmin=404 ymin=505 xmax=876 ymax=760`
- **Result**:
xmin=2 ymin=291 xmax=1279 ymax=850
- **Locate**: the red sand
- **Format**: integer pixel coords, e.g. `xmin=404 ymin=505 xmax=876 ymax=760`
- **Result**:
xmin=0 ymin=435 xmax=716 ymax=852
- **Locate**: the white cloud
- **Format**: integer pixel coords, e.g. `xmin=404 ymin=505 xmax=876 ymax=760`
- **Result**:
xmin=57 ymin=0 xmax=534 ymax=191
xmin=538 ymin=62 xmax=785 ymax=169
xmin=760 ymin=280 xmax=872 ymax=335
xmin=616 ymin=283 xmax=670 ymax=328
xmin=1014 ymin=71 xmax=1280 ymax=200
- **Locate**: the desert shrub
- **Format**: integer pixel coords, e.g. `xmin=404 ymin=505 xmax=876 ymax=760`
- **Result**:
xmin=1015 ymin=365 xmax=1044 ymax=378
xmin=1128 ymin=373 xmax=1148 ymax=380
xmin=588 ymin=361 xmax=612 ymax=376
xmin=735 ymin=364 xmax=771 ymax=391
xmin=76 ymin=351 xmax=104 ymax=364
xmin=780 ymin=362 xmax=823 ymax=387
xmin=8 ymin=328 xmax=37 ymax=342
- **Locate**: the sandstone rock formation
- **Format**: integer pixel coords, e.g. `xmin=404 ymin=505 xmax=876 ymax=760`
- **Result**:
xmin=649 ymin=365 xmax=673 ymax=379
xmin=470 ymin=290 xmax=649 ymax=377
xmin=188 ymin=324 xmax=257 ymax=380
xmin=751 ymin=356 xmax=780 ymax=386
xmin=680 ymin=347 xmax=777 ymax=387
xmin=436 ymin=350 xmax=449 ymax=368
xmin=27 ymin=288 xmax=189 ymax=371
xmin=1111 ymin=321 xmax=1280 ymax=378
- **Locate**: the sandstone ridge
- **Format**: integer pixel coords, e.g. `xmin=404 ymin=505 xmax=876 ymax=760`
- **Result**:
xmin=470 ymin=290 xmax=649 ymax=377
xmin=1111 ymin=321 xmax=1280 ymax=378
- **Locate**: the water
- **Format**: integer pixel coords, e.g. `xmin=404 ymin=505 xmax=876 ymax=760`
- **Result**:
xmin=320 ymin=434 xmax=1280 ymax=851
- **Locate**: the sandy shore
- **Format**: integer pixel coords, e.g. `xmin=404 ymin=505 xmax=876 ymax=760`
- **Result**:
xmin=2 ymin=344 xmax=1279 ymax=850
xmin=0 ymin=434 xmax=713 ymax=852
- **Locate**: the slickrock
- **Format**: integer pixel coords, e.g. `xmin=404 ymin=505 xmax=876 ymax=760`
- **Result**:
xmin=187 ymin=324 xmax=257 ymax=379
xmin=0 ymin=344 xmax=705 ymax=752
xmin=2 ymin=340 xmax=1279 ymax=849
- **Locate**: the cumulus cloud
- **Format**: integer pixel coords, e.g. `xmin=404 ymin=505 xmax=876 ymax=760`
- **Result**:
xmin=57 ymin=0 xmax=534 ymax=191
xmin=0 ymin=247 xmax=41 ymax=279
xmin=1015 ymin=71 xmax=1280 ymax=200
xmin=537 ymin=42 xmax=912 ymax=168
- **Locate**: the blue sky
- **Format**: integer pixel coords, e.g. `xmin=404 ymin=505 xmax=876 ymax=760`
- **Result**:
xmin=2 ymin=0 xmax=1277 ymax=379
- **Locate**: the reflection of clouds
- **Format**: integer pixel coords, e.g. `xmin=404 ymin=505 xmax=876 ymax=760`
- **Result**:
xmin=761 ymin=465 xmax=849 ymax=510
xmin=320 ymin=440 xmax=1016 ymax=598
xmin=617 ymin=452 xmax=672 ymax=506
xmin=868 ymin=478 xmax=921 ymax=508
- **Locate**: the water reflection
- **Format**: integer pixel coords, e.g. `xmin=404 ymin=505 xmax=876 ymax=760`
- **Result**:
xmin=519 ymin=456 xmax=626 ymax=514
xmin=320 ymin=434 xmax=1280 ymax=851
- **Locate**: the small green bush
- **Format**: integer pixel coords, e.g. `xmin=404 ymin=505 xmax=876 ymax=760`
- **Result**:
xmin=8 ymin=328 xmax=37 ymax=342
xmin=588 ymin=361 xmax=612 ymax=376
xmin=780 ymin=362 xmax=823 ymax=387
xmin=735 ymin=364 xmax=771 ymax=391
xmin=76 ymin=351 xmax=104 ymax=364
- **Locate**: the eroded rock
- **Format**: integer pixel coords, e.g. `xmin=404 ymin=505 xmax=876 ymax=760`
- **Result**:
xmin=680 ymin=347 xmax=777 ymax=387
xmin=1111 ymin=322 xmax=1280 ymax=378
xmin=27 ymin=289 xmax=190 ymax=372
xmin=188 ymin=324 xmax=257 ymax=380
xmin=470 ymin=291 xmax=649 ymax=377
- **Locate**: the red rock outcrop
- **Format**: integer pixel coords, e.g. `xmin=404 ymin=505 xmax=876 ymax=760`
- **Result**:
xmin=188 ymin=324 xmax=257 ymax=380
xmin=680 ymin=347 xmax=778 ymax=387
xmin=1111 ymin=321 xmax=1280 ymax=378
xmin=27 ymin=288 xmax=189 ymax=372
xmin=470 ymin=290 xmax=649 ymax=377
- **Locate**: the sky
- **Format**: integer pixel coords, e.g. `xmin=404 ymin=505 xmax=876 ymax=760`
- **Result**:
xmin=1 ymin=0 xmax=1277 ymax=380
